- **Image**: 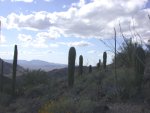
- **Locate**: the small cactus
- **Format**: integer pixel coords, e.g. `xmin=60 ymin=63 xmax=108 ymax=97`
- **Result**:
xmin=89 ymin=65 xmax=92 ymax=73
xmin=79 ymin=55 xmax=83 ymax=75
xmin=12 ymin=45 xmax=18 ymax=97
xmin=0 ymin=59 xmax=4 ymax=92
xmin=68 ymin=47 xmax=76 ymax=88
xmin=103 ymin=52 xmax=107 ymax=70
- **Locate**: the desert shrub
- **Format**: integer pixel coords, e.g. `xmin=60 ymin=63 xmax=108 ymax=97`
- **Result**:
xmin=38 ymin=97 xmax=97 ymax=113
xmin=0 ymin=93 xmax=11 ymax=105
xmin=102 ymin=68 xmax=137 ymax=100
xmin=77 ymin=98 xmax=96 ymax=113
xmin=22 ymin=69 xmax=49 ymax=89
xmin=39 ymin=97 xmax=76 ymax=113
xmin=116 ymin=68 xmax=137 ymax=99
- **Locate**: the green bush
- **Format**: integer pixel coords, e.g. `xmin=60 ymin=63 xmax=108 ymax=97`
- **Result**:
xmin=22 ymin=69 xmax=49 ymax=89
xmin=102 ymin=68 xmax=137 ymax=100
xmin=0 ymin=93 xmax=11 ymax=105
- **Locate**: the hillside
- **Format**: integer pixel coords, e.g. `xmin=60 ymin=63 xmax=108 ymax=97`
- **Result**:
xmin=0 ymin=59 xmax=25 ymax=77
xmin=5 ymin=60 xmax=67 ymax=71
xmin=0 ymin=66 xmax=150 ymax=113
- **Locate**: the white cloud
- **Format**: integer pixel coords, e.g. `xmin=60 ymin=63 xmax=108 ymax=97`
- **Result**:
xmin=36 ymin=27 xmax=61 ymax=39
xmin=49 ymin=43 xmax=59 ymax=48
xmin=11 ymin=0 xmax=34 ymax=2
xmin=44 ymin=0 xmax=52 ymax=2
xmin=72 ymin=0 xmax=85 ymax=8
xmin=0 ymin=35 xmax=6 ymax=44
xmin=18 ymin=34 xmax=32 ymax=42
xmin=2 ymin=0 xmax=150 ymax=42
xmin=87 ymin=50 xmax=96 ymax=54
xmin=17 ymin=33 xmax=49 ymax=48
xmin=6 ymin=12 xmax=51 ymax=30
xmin=59 ymin=41 xmax=92 ymax=47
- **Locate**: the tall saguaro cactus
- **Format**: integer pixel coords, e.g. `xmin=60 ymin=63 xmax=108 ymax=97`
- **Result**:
xmin=89 ymin=65 xmax=92 ymax=73
xmin=79 ymin=55 xmax=83 ymax=75
xmin=68 ymin=47 xmax=76 ymax=88
xmin=0 ymin=59 xmax=4 ymax=92
xmin=103 ymin=52 xmax=107 ymax=70
xmin=12 ymin=45 xmax=18 ymax=97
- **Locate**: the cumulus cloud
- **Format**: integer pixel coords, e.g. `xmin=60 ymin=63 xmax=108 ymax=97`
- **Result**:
xmin=18 ymin=34 xmax=32 ymax=42
xmin=0 ymin=34 xmax=6 ymax=44
xmin=6 ymin=12 xmax=51 ymax=30
xmin=87 ymin=50 xmax=96 ymax=54
xmin=17 ymin=33 xmax=49 ymax=48
xmin=2 ymin=0 xmax=150 ymax=42
xmin=59 ymin=41 xmax=92 ymax=47
xmin=49 ymin=44 xmax=59 ymax=48
xmin=36 ymin=27 xmax=61 ymax=39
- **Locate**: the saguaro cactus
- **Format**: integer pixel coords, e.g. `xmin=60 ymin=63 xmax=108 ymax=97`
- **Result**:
xmin=99 ymin=59 xmax=101 ymax=67
xmin=79 ymin=55 xmax=83 ymax=75
xmin=103 ymin=52 xmax=107 ymax=70
xmin=89 ymin=65 xmax=92 ymax=73
xmin=0 ymin=59 xmax=4 ymax=92
xmin=12 ymin=45 xmax=18 ymax=97
xmin=68 ymin=47 xmax=76 ymax=88
xmin=97 ymin=59 xmax=101 ymax=69
xmin=134 ymin=46 xmax=145 ymax=87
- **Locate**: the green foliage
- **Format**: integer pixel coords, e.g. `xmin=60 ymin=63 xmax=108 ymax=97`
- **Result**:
xmin=115 ymin=39 xmax=137 ymax=67
xmin=0 ymin=93 xmax=11 ymax=105
xmin=12 ymin=45 xmax=18 ymax=97
xmin=39 ymin=97 xmax=97 ymax=113
xmin=68 ymin=47 xmax=76 ymax=88
xmin=89 ymin=65 xmax=92 ymax=73
xmin=22 ymin=69 xmax=49 ymax=88
xmin=102 ymin=68 xmax=137 ymax=100
xmin=79 ymin=55 xmax=83 ymax=75
xmin=134 ymin=46 xmax=145 ymax=88
xmin=134 ymin=46 xmax=145 ymax=75
xmin=103 ymin=52 xmax=107 ymax=70
xmin=0 ymin=60 xmax=4 ymax=92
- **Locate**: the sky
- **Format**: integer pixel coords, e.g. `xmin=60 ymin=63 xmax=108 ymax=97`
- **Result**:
xmin=0 ymin=0 xmax=150 ymax=66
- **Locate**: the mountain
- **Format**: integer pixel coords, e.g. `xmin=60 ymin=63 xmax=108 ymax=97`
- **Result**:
xmin=5 ymin=60 xmax=67 ymax=71
xmin=0 ymin=59 xmax=25 ymax=77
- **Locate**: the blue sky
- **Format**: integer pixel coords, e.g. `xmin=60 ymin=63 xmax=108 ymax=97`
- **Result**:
xmin=0 ymin=0 xmax=150 ymax=65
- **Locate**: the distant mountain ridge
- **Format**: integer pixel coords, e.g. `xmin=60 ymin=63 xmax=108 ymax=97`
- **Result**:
xmin=5 ymin=60 xmax=67 ymax=71
xmin=0 ymin=59 xmax=24 ymax=77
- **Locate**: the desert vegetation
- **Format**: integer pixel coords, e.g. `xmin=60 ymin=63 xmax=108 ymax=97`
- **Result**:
xmin=0 ymin=16 xmax=150 ymax=113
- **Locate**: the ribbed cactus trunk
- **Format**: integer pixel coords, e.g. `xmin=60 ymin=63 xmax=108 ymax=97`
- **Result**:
xmin=134 ymin=46 xmax=145 ymax=88
xmin=12 ymin=45 xmax=18 ymax=97
xmin=79 ymin=55 xmax=83 ymax=75
xmin=89 ymin=65 xmax=92 ymax=73
xmin=0 ymin=59 xmax=4 ymax=92
xmin=103 ymin=52 xmax=107 ymax=70
xmin=68 ymin=47 xmax=76 ymax=88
